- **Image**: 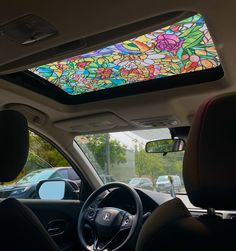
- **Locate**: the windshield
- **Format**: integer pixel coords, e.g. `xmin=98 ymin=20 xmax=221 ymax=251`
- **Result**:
xmin=16 ymin=169 xmax=55 ymax=185
xmin=75 ymin=128 xmax=185 ymax=194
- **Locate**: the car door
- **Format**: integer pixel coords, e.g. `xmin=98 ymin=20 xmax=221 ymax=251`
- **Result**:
xmin=0 ymin=131 xmax=90 ymax=251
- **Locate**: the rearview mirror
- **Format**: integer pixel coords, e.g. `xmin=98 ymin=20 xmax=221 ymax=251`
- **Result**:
xmin=145 ymin=138 xmax=185 ymax=153
xmin=36 ymin=179 xmax=79 ymax=200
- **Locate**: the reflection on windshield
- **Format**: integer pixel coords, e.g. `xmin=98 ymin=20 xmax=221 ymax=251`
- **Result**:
xmin=75 ymin=128 xmax=185 ymax=194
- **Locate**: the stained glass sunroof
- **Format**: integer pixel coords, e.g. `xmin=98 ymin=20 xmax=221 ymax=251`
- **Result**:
xmin=30 ymin=14 xmax=220 ymax=95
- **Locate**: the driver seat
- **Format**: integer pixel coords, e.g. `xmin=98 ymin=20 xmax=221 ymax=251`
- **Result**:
xmin=0 ymin=110 xmax=60 ymax=251
xmin=136 ymin=93 xmax=236 ymax=251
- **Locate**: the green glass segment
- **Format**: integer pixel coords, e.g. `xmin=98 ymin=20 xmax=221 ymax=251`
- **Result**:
xmin=30 ymin=14 xmax=220 ymax=95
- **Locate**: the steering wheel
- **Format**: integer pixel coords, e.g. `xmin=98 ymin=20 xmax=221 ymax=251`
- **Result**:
xmin=78 ymin=182 xmax=143 ymax=251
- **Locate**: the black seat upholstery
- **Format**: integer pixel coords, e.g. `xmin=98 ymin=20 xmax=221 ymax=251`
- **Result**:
xmin=0 ymin=110 xmax=59 ymax=251
xmin=136 ymin=93 xmax=236 ymax=251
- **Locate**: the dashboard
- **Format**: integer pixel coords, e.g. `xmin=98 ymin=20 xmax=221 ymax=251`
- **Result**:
xmin=99 ymin=187 xmax=170 ymax=214
xmin=99 ymin=187 xmax=236 ymax=220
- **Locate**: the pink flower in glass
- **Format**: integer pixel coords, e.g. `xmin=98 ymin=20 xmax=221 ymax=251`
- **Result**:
xmin=156 ymin=34 xmax=184 ymax=53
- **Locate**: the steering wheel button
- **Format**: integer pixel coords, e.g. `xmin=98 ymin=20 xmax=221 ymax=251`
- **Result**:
xmin=86 ymin=209 xmax=96 ymax=221
xmin=122 ymin=217 xmax=128 ymax=225
xmin=88 ymin=211 xmax=94 ymax=217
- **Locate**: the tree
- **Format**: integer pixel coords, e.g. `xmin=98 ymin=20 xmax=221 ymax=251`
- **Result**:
xmin=83 ymin=133 xmax=127 ymax=174
xmin=27 ymin=132 xmax=69 ymax=171
xmin=135 ymin=149 xmax=165 ymax=183
xmin=135 ymin=148 xmax=184 ymax=183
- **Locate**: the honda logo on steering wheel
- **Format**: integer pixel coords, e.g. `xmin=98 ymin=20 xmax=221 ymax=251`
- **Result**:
xmin=103 ymin=212 xmax=112 ymax=221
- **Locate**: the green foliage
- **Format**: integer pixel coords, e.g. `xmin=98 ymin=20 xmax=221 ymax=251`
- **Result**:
xmin=135 ymin=149 xmax=183 ymax=183
xmin=85 ymin=134 xmax=127 ymax=173
xmin=26 ymin=132 xmax=69 ymax=172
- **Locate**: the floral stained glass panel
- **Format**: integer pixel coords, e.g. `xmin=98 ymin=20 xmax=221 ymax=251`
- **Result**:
xmin=30 ymin=14 xmax=220 ymax=95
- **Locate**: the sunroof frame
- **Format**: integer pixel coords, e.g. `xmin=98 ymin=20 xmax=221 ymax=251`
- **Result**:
xmin=1 ymin=65 xmax=223 ymax=105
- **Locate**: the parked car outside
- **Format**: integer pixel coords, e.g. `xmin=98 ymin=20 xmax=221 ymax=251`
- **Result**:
xmin=128 ymin=177 xmax=153 ymax=190
xmin=0 ymin=167 xmax=80 ymax=199
xmin=156 ymin=175 xmax=182 ymax=192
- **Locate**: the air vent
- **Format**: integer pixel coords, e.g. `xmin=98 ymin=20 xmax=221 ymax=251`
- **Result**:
xmin=131 ymin=116 xmax=179 ymax=128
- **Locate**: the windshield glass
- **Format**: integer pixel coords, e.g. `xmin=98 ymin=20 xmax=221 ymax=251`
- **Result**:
xmin=16 ymin=169 xmax=55 ymax=185
xmin=75 ymin=128 xmax=185 ymax=194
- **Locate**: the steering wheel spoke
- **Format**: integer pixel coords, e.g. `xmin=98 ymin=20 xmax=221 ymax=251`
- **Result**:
xmin=88 ymin=234 xmax=109 ymax=251
xmin=93 ymin=238 xmax=107 ymax=251
xmin=91 ymin=229 xmax=124 ymax=251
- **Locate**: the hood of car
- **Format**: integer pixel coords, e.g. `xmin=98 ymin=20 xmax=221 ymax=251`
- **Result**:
xmin=0 ymin=183 xmax=32 ymax=191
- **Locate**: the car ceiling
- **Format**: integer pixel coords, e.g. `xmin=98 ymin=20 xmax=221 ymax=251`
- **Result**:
xmin=0 ymin=0 xmax=234 ymax=138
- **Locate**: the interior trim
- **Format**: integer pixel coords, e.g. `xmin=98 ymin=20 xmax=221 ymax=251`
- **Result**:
xmin=0 ymin=66 xmax=224 ymax=105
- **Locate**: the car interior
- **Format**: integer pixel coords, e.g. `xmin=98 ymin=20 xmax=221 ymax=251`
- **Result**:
xmin=0 ymin=1 xmax=236 ymax=251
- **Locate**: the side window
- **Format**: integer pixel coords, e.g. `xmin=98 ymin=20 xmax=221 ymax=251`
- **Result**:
xmin=0 ymin=132 xmax=81 ymax=200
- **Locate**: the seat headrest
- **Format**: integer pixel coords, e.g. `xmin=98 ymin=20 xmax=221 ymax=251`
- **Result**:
xmin=0 ymin=110 xmax=29 ymax=182
xmin=183 ymin=93 xmax=236 ymax=210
